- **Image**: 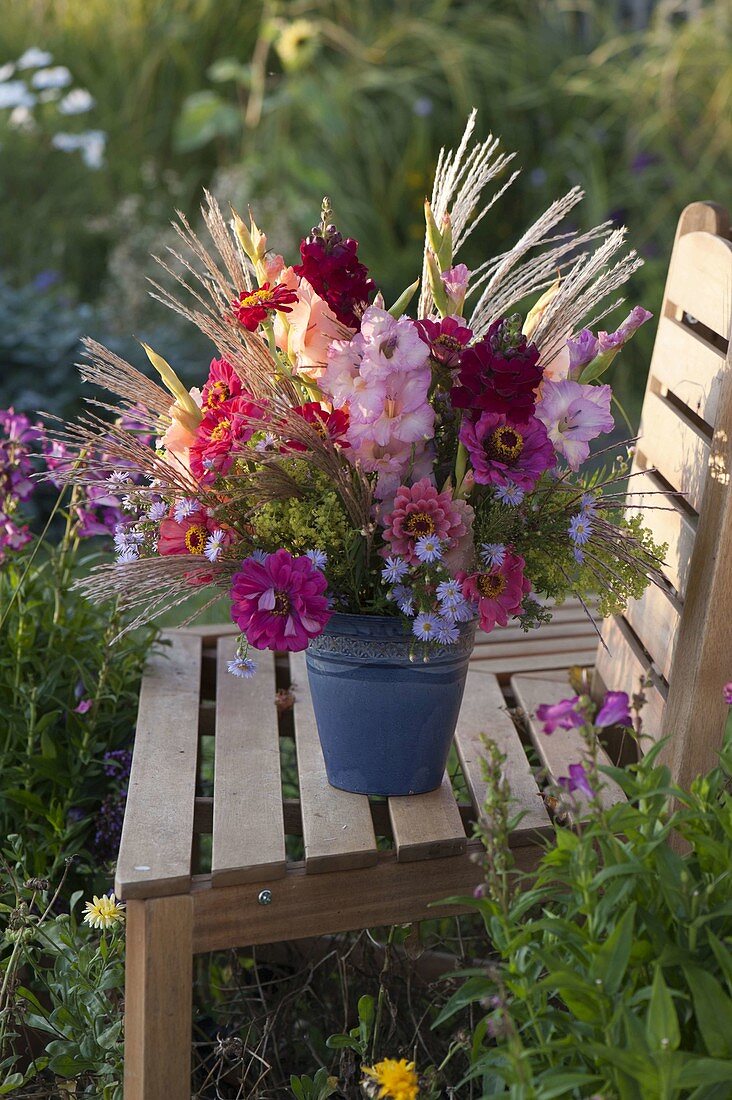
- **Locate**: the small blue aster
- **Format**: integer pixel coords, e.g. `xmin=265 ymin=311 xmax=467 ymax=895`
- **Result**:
xmin=227 ymin=656 xmax=257 ymax=678
xmin=436 ymin=578 xmax=462 ymax=606
xmin=414 ymin=535 xmax=443 ymax=563
xmin=573 ymin=546 xmax=585 ymax=565
xmin=382 ymin=556 xmax=409 ymax=584
xmin=205 ymin=529 xmax=226 ymax=563
xmin=147 ymin=500 xmax=167 ymax=521
xmin=580 ymin=492 xmax=597 ymax=515
xmin=569 ymin=513 xmax=592 ymax=545
xmin=305 ymin=548 xmax=328 ymax=570
xmin=450 ymin=597 xmax=477 ymax=623
xmin=495 ymin=481 xmax=525 ymax=507
xmin=412 ymin=612 xmax=439 ymax=641
xmin=392 ymin=584 xmax=415 ymax=615
xmin=435 ymin=617 xmax=460 ymax=645
xmin=481 ymin=542 xmax=506 ymax=568
xmin=173 ymin=497 xmax=197 ymax=523
xmin=249 ymin=549 xmax=268 ymax=564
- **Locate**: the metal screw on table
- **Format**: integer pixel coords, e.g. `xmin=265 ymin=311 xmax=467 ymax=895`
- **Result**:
xmin=258 ymin=889 xmax=273 ymax=906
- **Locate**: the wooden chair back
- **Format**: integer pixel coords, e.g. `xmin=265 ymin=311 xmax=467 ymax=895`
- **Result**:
xmin=592 ymin=201 xmax=732 ymax=785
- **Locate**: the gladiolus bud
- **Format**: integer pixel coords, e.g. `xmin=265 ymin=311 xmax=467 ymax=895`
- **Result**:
xmin=426 ymin=251 xmax=449 ymax=316
xmin=141 ymin=343 xmax=202 ymax=424
xmin=523 ymin=274 xmax=560 ymax=340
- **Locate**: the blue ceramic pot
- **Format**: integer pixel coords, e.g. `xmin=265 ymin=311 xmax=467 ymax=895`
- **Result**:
xmin=305 ymin=612 xmax=476 ymax=796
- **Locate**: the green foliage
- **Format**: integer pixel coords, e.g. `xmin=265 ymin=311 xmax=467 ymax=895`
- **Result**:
xmin=435 ymin=725 xmax=732 ymax=1097
xmin=290 ymin=1067 xmax=340 ymax=1100
xmin=0 ymin=539 xmax=158 ymax=885
xmin=0 ymin=836 xmax=124 ymax=1098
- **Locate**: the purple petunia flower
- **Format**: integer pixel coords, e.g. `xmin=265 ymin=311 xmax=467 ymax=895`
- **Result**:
xmin=536 ymin=696 xmax=584 ymax=735
xmin=595 ymin=690 xmax=632 ymax=728
xmin=724 ymin=683 xmax=732 ymax=706
xmin=558 ymin=762 xmax=594 ymax=798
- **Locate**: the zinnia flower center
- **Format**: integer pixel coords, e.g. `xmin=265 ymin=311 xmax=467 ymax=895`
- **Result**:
xmin=436 ymin=334 xmax=462 ymax=351
xmin=184 ymin=524 xmax=207 ymax=554
xmin=404 ymin=511 xmax=436 ymax=537
xmin=477 ymin=572 xmax=507 ymax=599
xmin=205 ymin=380 xmax=230 ymax=408
xmin=239 ymin=287 xmax=274 ymax=309
xmin=209 ymin=418 xmax=231 ymax=443
xmin=487 ymin=425 xmax=524 ymax=461
xmin=273 ymin=590 xmax=291 ymax=616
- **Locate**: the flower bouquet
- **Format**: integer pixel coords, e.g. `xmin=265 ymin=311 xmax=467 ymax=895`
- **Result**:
xmin=57 ymin=114 xmax=664 ymax=795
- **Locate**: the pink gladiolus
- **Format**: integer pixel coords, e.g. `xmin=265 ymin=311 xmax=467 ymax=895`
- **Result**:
xmin=458 ymin=551 xmax=531 ymax=633
xmin=535 ymin=380 xmax=614 ymax=470
xmin=382 ymin=478 xmax=467 ymax=563
xmin=566 ymin=329 xmax=600 ymax=375
xmin=274 ymin=269 xmax=343 ymax=378
xmin=230 ymin=549 xmax=331 ymax=652
xmin=440 ymin=264 xmax=470 ymax=315
xmin=358 ymin=306 xmax=430 ymax=380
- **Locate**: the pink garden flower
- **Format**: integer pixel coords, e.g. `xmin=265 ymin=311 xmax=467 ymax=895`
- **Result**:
xmin=417 ymin=316 xmax=472 ymax=369
xmin=274 ymin=268 xmax=343 ymax=379
xmin=201 ymin=358 xmax=243 ymax=411
xmin=536 ymin=696 xmax=584 ymax=735
xmin=347 ymin=369 xmax=434 ymax=449
xmin=535 ymin=380 xmax=614 ymax=470
xmin=595 ymin=690 xmax=632 ymax=727
xmin=189 ymin=394 xmax=263 ymax=483
xmin=230 ymin=549 xmax=331 ymax=651
xmin=285 ymin=402 xmax=350 ymax=451
xmin=459 ymin=410 xmax=555 ymax=491
xmin=158 ymin=506 xmax=220 ymax=557
xmin=321 ymin=333 xmax=369 ymax=409
xmin=358 ymin=306 xmax=430 ymax=381
xmin=458 ymin=551 xmax=531 ymax=633
xmin=724 ymin=683 xmax=732 ymax=706
xmin=382 ymin=477 xmax=467 ymax=563
xmin=352 ymin=438 xmax=433 ymax=503
xmin=440 ymin=264 xmax=470 ymax=315
xmin=558 ymin=762 xmax=594 ymax=799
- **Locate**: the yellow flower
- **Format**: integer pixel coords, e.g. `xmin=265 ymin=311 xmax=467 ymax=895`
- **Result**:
xmin=362 ymin=1058 xmax=419 ymax=1100
xmin=83 ymin=893 xmax=126 ymax=930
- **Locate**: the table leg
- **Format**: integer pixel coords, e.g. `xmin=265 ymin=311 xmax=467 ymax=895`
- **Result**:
xmin=124 ymin=895 xmax=193 ymax=1099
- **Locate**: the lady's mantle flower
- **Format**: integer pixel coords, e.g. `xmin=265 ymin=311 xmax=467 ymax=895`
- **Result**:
xmin=231 ymin=282 xmax=298 ymax=331
xmin=535 ymin=380 xmax=614 ymax=470
xmin=83 ymin=893 xmax=125 ymax=930
xmin=414 ymin=534 xmax=442 ymax=563
xmin=362 ymin=1057 xmax=419 ymax=1100
xmin=458 ymin=551 xmax=530 ymax=634
xmin=558 ymin=762 xmax=595 ymax=799
xmin=595 ymin=690 xmax=632 ymax=728
xmin=568 ymin=513 xmax=592 ymax=545
xmin=227 ymin=655 xmax=257 ymax=679
xmin=382 ymin=478 xmax=466 ymax=564
xmin=459 ymin=411 xmax=555 ymax=491
xmin=452 ymin=316 xmax=543 ymax=423
xmin=536 ymin=696 xmax=583 ymax=735
xmin=230 ymin=549 xmax=331 ymax=652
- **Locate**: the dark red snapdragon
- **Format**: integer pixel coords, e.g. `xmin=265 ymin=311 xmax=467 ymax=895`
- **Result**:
xmin=294 ymin=223 xmax=375 ymax=329
xmin=451 ymin=316 xmax=543 ymax=423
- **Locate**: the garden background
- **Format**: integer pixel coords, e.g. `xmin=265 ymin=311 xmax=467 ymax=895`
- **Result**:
xmin=2 ymin=1 xmax=732 ymax=1098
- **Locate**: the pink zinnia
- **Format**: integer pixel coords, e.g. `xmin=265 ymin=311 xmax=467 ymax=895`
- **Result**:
xmin=459 ymin=411 xmax=555 ymax=491
xmin=458 ymin=551 xmax=531 ymax=633
xmin=189 ymin=394 xmax=263 ymax=482
xmin=417 ymin=316 xmax=473 ymax=369
xmin=201 ymin=358 xmax=243 ymax=411
xmin=158 ymin=507 xmax=218 ymax=557
xmin=286 ymin=402 xmax=350 ymax=451
xmin=230 ymin=549 xmax=331 ymax=652
xmin=382 ymin=477 xmax=467 ymax=563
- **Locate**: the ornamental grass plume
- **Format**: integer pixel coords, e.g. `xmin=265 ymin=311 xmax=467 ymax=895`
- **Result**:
xmin=49 ymin=115 xmax=666 ymax=663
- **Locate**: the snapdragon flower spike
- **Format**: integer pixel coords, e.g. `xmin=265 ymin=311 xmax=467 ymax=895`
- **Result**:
xmin=414 ymin=534 xmax=443 ymax=563
xmin=536 ymin=696 xmax=584 ymax=735
xmin=595 ymin=690 xmax=632 ymax=728
xmin=558 ymin=762 xmax=594 ymax=799
xmin=382 ymin=556 xmax=409 ymax=584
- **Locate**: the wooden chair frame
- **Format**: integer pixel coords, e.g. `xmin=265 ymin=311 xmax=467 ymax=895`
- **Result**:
xmin=116 ymin=202 xmax=732 ymax=1099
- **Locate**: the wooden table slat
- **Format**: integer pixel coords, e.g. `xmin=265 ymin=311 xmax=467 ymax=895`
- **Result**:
xmin=454 ymin=670 xmax=551 ymax=842
xmin=115 ymin=633 xmax=202 ymax=899
xmin=211 ymin=641 xmax=287 ymax=886
xmin=388 ymin=775 xmax=467 ymax=862
xmin=289 ymin=652 xmax=378 ymax=873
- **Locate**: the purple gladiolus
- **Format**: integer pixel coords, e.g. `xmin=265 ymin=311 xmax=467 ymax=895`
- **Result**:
xmin=566 ymin=329 xmax=600 ymax=375
xmin=595 ymin=690 xmax=632 ymax=728
xmin=536 ymin=696 xmax=584 ymax=735
xmin=558 ymin=763 xmax=594 ymax=798
xmin=724 ymin=683 xmax=732 ymax=706
xmin=597 ymin=307 xmax=653 ymax=352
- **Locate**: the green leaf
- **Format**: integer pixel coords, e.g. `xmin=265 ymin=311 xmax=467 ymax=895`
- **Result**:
xmin=578 ymin=346 xmax=621 ymax=383
xmin=174 ymin=91 xmax=242 ymax=153
xmin=0 ymin=1075 xmax=24 ymax=1095
xmin=677 ymin=1058 xmax=732 ymax=1088
xmin=290 ymin=1075 xmax=306 ymax=1100
xmin=207 ymin=58 xmax=251 ymax=85
xmin=646 ymin=967 xmax=680 ymax=1053
xmin=707 ymin=930 xmax=732 ymax=997
xmin=594 ymin=902 xmax=636 ymax=995
xmin=684 ymin=967 xmax=732 ymax=1058
xmin=325 ymin=1034 xmax=360 ymax=1051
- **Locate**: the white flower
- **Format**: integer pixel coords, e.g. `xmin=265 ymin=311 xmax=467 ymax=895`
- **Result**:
xmin=58 ymin=88 xmax=94 ymax=115
xmin=31 ymin=66 xmax=72 ymax=90
xmin=0 ymin=63 xmax=16 ymax=82
xmin=147 ymin=500 xmax=167 ymax=521
xmin=205 ymin=529 xmax=226 ymax=563
xmin=116 ymin=545 xmax=140 ymax=564
xmin=0 ymin=81 xmax=35 ymax=110
xmin=173 ymin=497 xmax=197 ymax=522
xmin=38 ymin=88 xmax=61 ymax=103
xmin=78 ymin=129 xmax=105 ymax=169
xmin=16 ymin=48 xmax=53 ymax=70
xmin=413 ymin=612 xmax=438 ymax=641
xmin=8 ymin=106 xmax=35 ymax=132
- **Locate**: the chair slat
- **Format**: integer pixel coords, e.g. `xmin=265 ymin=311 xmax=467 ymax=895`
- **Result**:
xmin=116 ymin=634 xmax=202 ymax=899
xmin=625 ymin=469 xmax=696 ymax=598
xmin=211 ymin=642 xmax=287 ymax=886
xmin=623 ymin=583 xmax=681 ymax=683
xmin=388 ymin=775 xmax=467 ymax=861
xmin=511 ymin=674 xmax=625 ymax=816
xmin=454 ymin=671 xmax=551 ymax=842
xmin=593 ymin=617 xmax=667 ymax=741
xmin=664 ymin=230 xmax=732 ymax=339
xmin=650 ymin=316 xmax=727 ymax=428
xmin=636 ymin=390 xmax=710 ymax=513
xmin=289 ymin=652 xmax=378 ymax=873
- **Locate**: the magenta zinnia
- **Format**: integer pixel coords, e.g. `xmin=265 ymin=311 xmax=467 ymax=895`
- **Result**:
xmin=230 ymin=549 xmax=331 ymax=651
xmin=459 ymin=551 xmax=531 ymax=633
xmin=459 ymin=410 xmax=555 ymax=491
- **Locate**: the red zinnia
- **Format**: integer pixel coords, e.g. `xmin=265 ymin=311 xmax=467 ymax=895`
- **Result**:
xmin=452 ymin=318 xmax=543 ymax=423
xmin=417 ymin=316 xmax=473 ymax=370
xmin=232 ymin=282 xmax=298 ymax=331
xmin=286 ymin=402 xmax=350 ymax=452
xmin=189 ymin=394 xmax=263 ymax=482
xmin=201 ymin=358 xmax=243 ymax=410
